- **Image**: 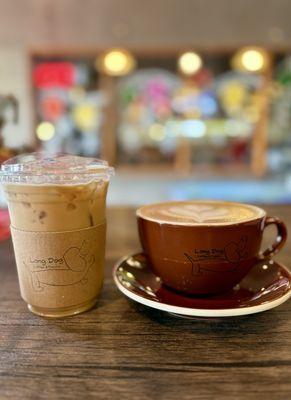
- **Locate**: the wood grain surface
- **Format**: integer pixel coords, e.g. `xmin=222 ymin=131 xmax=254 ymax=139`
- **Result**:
xmin=0 ymin=206 xmax=290 ymax=400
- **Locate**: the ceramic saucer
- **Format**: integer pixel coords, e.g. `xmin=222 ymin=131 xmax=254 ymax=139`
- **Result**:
xmin=113 ymin=253 xmax=291 ymax=318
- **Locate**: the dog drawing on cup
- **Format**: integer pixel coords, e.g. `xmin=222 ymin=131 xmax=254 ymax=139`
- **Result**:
xmin=24 ymin=241 xmax=95 ymax=291
xmin=185 ymin=236 xmax=248 ymax=275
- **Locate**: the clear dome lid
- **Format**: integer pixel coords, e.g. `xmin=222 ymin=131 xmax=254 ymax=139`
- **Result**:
xmin=0 ymin=152 xmax=114 ymax=185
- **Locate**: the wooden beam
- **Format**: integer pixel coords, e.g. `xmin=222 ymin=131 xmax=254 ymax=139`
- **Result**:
xmin=99 ymin=74 xmax=118 ymax=165
xmin=250 ymin=63 xmax=273 ymax=177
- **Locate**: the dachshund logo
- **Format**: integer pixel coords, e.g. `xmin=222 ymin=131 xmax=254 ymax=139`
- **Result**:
xmin=24 ymin=241 xmax=95 ymax=292
xmin=185 ymin=236 xmax=248 ymax=275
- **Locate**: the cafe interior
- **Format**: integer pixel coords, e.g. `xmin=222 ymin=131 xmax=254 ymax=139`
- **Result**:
xmin=1 ymin=3 xmax=291 ymax=399
xmin=0 ymin=0 xmax=291 ymax=232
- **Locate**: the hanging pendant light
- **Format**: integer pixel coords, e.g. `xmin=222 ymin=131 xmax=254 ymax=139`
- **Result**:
xmin=96 ymin=48 xmax=136 ymax=76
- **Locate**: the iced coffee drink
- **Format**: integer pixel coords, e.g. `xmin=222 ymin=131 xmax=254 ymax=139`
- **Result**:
xmin=0 ymin=153 xmax=114 ymax=317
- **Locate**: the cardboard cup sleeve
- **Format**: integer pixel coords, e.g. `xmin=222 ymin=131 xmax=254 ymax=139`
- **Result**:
xmin=10 ymin=223 xmax=106 ymax=309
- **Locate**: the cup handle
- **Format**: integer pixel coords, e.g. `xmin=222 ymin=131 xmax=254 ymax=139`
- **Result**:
xmin=261 ymin=216 xmax=287 ymax=258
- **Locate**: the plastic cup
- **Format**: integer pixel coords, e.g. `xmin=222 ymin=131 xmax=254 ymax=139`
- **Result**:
xmin=0 ymin=153 xmax=114 ymax=317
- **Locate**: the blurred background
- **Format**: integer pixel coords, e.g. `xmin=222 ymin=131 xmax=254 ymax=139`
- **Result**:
xmin=1 ymin=0 xmax=291 ymax=216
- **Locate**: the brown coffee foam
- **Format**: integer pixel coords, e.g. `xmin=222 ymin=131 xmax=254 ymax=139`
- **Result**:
xmin=10 ymin=223 xmax=106 ymax=309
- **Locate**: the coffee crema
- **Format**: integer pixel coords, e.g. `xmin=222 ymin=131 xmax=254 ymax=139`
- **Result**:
xmin=137 ymin=201 xmax=264 ymax=225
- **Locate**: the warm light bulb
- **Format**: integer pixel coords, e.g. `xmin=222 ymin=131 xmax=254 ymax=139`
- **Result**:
xmin=232 ymin=47 xmax=269 ymax=73
xmin=96 ymin=48 xmax=136 ymax=76
xmin=36 ymin=122 xmax=55 ymax=141
xmin=104 ymin=51 xmax=127 ymax=74
xmin=178 ymin=52 xmax=203 ymax=75
xmin=241 ymin=50 xmax=264 ymax=72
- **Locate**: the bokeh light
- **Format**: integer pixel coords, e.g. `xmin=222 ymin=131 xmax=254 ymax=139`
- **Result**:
xmin=232 ymin=47 xmax=270 ymax=73
xmin=72 ymin=104 xmax=99 ymax=131
xmin=182 ymin=120 xmax=206 ymax=138
xmin=149 ymin=123 xmax=166 ymax=141
xmin=36 ymin=121 xmax=55 ymax=141
xmin=178 ymin=52 xmax=203 ymax=75
xmin=242 ymin=50 xmax=264 ymax=72
xmin=97 ymin=48 xmax=136 ymax=76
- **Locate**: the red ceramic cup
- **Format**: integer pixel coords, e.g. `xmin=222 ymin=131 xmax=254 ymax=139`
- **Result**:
xmin=137 ymin=201 xmax=287 ymax=295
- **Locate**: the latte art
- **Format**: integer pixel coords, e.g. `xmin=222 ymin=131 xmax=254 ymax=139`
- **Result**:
xmin=160 ymin=205 xmax=233 ymax=223
xmin=137 ymin=201 xmax=264 ymax=225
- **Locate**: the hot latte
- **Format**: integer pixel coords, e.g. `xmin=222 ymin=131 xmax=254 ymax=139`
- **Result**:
xmin=137 ymin=200 xmax=286 ymax=295
xmin=137 ymin=201 xmax=264 ymax=225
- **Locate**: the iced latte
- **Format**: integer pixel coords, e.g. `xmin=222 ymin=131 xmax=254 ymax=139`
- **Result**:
xmin=0 ymin=153 xmax=114 ymax=317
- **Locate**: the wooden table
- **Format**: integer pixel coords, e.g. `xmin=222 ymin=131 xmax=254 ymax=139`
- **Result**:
xmin=0 ymin=206 xmax=290 ymax=400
